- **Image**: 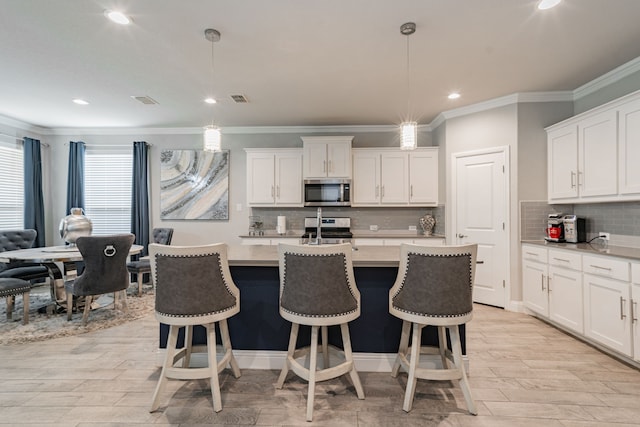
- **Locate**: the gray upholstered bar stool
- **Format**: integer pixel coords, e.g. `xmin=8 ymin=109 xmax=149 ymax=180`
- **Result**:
xmin=127 ymin=227 xmax=173 ymax=296
xmin=389 ymin=243 xmax=478 ymax=414
xmin=276 ymin=243 xmax=365 ymax=422
xmin=149 ymin=243 xmax=241 ymax=414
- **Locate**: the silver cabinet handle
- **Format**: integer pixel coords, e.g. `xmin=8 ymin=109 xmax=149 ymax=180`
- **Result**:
xmin=328 ymin=160 xmax=332 ymax=173
xmin=590 ymin=264 xmax=612 ymax=271
xmin=276 ymin=185 xmax=280 ymax=198
xmin=541 ymin=274 xmax=545 ymax=291
xmin=571 ymin=171 xmax=576 ymax=188
xmin=381 ymin=185 xmax=385 ymax=197
xmin=410 ymin=185 xmax=413 ymax=197
xmin=323 ymin=160 xmax=327 ymax=173
xmin=553 ymin=257 xmax=570 ymax=263
xmin=476 ymin=260 xmax=484 ymax=264
xmin=526 ymin=252 xmax=539 ymax=257
xmin=375 ymin=185 xmax=379 ymax=197
xmin=578 ymin=171 xmax=583 ymax=187
xmin=632 ymin=298 xmax=638 ymax=323
xmin=271 ymin=185 xmax=274 ymax=197
xmin=458 ymin=233 xmax=467 ymax=238
xmin=548 ymin=276 xmax=551 ymax=292
xmin=620 ymin=297 xmax=627 ymax=320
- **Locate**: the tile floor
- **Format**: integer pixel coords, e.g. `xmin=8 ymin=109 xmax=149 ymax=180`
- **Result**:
xmin=1 ymin=304 xmax=640 ymax=426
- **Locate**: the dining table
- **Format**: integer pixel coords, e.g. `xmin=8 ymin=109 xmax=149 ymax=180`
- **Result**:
xmin=0 ymin=244 xmax=144 ymax=309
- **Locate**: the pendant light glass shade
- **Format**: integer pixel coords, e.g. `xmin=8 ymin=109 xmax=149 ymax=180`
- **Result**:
xmin=203 ymin=125 xmax=221 ymax=152
xmin=400 ymin=122 xmax=417 ymax=150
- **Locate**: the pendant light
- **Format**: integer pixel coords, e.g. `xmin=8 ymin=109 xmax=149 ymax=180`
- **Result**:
xmin=400 ymin=22 xmax=417 ymax=150
xmin=203 ymin=28 xmax=221 ymax=152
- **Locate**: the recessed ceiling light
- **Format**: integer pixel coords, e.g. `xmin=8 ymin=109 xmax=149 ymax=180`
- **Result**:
xmin=104 ymin=10 xmax=132 ymax=25
xmin=204 ymin=97 xmax=217 ymax=104
xmin=73 ymin=99 xmax=89 ymax=105
xmin=537 ymin=0 xmax=561 ymax=10
xmin=448 ymin=92 xmax=461 ymax=100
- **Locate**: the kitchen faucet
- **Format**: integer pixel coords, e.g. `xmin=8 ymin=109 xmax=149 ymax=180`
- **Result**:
xmin=308 ymin=207 xmax=322 ymax=245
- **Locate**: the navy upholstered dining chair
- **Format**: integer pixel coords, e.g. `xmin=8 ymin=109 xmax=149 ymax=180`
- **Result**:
xmin=64 ymin=234 xmax=135 ymax=325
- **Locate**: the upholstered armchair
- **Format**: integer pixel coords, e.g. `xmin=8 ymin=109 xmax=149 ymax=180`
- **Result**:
xmin=127 ymin=227 xmax=174 ymax=295
xmin=0 ymin=229 xmax=50 ymax=282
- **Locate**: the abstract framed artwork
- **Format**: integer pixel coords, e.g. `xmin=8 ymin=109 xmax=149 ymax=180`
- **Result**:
xmin=160 ymin=149 xmax=229 ymax=220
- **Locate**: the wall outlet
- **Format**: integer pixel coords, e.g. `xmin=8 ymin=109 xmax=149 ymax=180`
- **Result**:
xmin=369 ymin=225 xmax=378 ymax=231
xmin=599 ymin=232 xmax=610 ymax=241
xmin=408 ymin=225 xmax=417 ymax=231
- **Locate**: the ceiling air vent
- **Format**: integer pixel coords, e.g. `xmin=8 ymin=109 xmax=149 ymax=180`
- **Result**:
xmin=131 ymin=95 xmax=159 ymax=105
xmin=230 ymin=94 xmax=248 ymax=103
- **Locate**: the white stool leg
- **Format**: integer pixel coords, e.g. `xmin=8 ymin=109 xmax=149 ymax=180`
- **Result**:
xmin=392 ymin=320 xmax=411 ymax=377
xmin=306 ymin=325 xmax=319 ymax=422
xmin=206 ymin=323 xmax=223 ymax=412
xmin=437 ymin=325 xmax=449 ymax=368
xmin=341 ymin=323 xmax=364 ymax=399
xmin=403 ymin=322 xmax=422 ymax=412
xmin=277 ymin=322 xmax=299 ymax=389
xmin=219 ymin=318 xmax=241 ymax=378
xmin=151 ymin=324 xmax=179 ymax=412
xmin=450 ymin=325 xmax=477 ymax=415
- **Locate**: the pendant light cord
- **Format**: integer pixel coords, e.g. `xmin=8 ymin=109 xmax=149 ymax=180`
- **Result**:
xmin=210 ymin=36 xmax=215 ymax=127
xmin=406 ymin=32 xmax=411 ymax=121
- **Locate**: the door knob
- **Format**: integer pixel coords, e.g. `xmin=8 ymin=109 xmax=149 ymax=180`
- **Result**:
xmin=457 ymin=233 xmax=467 ymax=238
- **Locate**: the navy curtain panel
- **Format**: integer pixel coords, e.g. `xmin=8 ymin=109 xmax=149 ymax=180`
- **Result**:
xmin=65 ymin=141 xmax=86 ymax=216
xmin=131 ymin=141 xmax=150 ymax=256
xmin=23 ymin=137 xmax=46 ymax=247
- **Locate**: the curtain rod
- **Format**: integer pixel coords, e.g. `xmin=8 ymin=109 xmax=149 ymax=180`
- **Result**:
xmin=0 ymin=132 xmax=50 ymax=147
xmin=62 ymin=142 xmax=152 ymax=147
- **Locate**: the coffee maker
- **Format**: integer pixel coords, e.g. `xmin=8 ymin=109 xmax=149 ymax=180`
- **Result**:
xmin=545 ymin=213 xmax=565 ymax=242
xmin=563 ymin=214 xmax=586 ymax=243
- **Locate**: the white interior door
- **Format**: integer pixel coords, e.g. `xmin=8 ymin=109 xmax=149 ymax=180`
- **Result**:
xmin=454 ymin=148 xmax=508 ymax=307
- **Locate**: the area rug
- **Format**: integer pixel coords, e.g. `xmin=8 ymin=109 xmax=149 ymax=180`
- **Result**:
xmin=0 ymin=284 xmax=154 ymax=345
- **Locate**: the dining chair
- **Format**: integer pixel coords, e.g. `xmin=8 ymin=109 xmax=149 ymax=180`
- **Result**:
xmin=0 ymin=229 xmax=50 ymax=283
xmin=389 ymin=243 xmax=478 ymax=414
xmin=64 ymin=234 xmax=135 ymax=325
xmin=149 ymin=242 xmax=241 ymax=413
xmin=127 ymin=227 xmax=173 ymax=296
xmin=0 ymin=277 xmax=31 ymax=324
xmin=276 ymin=242 xmax=365 ymax=422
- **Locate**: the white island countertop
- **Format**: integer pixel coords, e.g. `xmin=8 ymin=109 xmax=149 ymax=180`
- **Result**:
xmin=228 ymin=244 xmax=401 ymax=268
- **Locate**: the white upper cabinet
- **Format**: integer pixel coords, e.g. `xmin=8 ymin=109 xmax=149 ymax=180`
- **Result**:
xmin=547 ymin=89 xmax=640 ymax=203
xmin=302 ymin=136 xmax=352 ymax=179
xmin=245 ymin=149 xmax=303 ymax=206
xmin=352 ymin=147 xmax=438 ymax=207
xmin=618 ymin=97 xmax=640 ymax=195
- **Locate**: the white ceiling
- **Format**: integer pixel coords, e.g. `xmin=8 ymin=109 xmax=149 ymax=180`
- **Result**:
xmin=2 ymin=0 xmax=640 ymax=130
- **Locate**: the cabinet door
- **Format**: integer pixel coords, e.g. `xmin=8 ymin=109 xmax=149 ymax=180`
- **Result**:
xmin=548 ymin=125 xmax=578 ymax=200
xmin=380 ymin=152 xmax=409 ymax=204
xmin=578 ymin=110 xmax=618 ymax=198
xmin=246 ymin=153 xmax=275 ymax=205
xmin=632 ymin=281 xmax=640 ymax=361
xmin=583 ymin=273 xmax=632 ymax=357
xmin=523 ymin=259 xmax=549 ymax=317
xmin=352 ymin=151 xmax=380 ymax=205
xmin=409 ymin=150 xmax=438 ymax=205
xmin=327 ymin=142 xmax=352 ymax=178
xmin=303 ymin=142 xmax=328 ymax=178
xmin=618 ymin=98 xmax=640 ymax=195
xmin=548 ymin=266 xmax=583 ymax=333
xmin=275 ymin=153 xmax=303 ymax=205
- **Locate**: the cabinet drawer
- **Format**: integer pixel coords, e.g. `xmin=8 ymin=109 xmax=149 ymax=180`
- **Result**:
xmin=548 ymin=249 xmax=581 ymax=270
xmin=522 ymin=245 xmax=547 ymax=262
xmin=632 ymin=262 xmax=640 ymax=284
xmin=583 ymin=255 xmax=629 ymax=282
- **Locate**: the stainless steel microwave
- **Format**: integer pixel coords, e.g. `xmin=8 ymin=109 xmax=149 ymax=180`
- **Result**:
xmin=304 ymin=179 xmax=351 ymax=207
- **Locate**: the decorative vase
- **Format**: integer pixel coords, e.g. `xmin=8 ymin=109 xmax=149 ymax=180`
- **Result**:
xmin=59 ymin=207 xmax=93 ymax=245
xmin=419 ymin=214 xmax=436 ymax=236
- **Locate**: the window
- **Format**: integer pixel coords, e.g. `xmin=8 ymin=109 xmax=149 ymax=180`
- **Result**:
xmin=84 ymin=145 xmax=133 ymax=235
xmin=0 ymin=138 xmax=24 ymax=229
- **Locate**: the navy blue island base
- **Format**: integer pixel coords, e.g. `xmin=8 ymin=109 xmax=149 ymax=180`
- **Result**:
xmin=159 ymin=265 xmax=466 ymax=355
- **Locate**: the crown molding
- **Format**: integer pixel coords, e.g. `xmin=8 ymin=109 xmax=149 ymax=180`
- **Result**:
xmin=0 ymin=115 xmax=49 ymax=136
xmin=573 ymin=56 xmax=640 ymax=100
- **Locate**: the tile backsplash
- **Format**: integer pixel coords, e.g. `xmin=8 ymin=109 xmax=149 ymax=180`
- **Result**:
xmin=521 ymin=200 xmax=640 ymax=247
xmin=250 ymin=206 xmax=445 ymax=235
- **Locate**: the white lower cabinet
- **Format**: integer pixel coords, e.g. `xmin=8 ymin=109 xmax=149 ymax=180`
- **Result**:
xmin=548 ymin=265 xmax=583 ymax=334
xmin=354 ymin=238 xmax=444 ymax=247
xmin=240 ymin=238 xmax=300 ymax=246
xmin=583 ymin=273 xmax=632 ymax=357
xmin=522 ymin=243 xmax=640 ymax=363
xmin=630 ymin=263 xmax=640 ymax=361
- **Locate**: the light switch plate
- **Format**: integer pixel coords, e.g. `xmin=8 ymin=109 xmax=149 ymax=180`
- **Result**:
xmin=409 ymin=225 xmax=417 ymax=231
xmin=370 ymin=225 xmax=378 ymax=231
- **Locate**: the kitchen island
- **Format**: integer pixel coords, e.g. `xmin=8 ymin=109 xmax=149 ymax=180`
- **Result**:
xmin=159 ymin=244 xmax=467 ymax=369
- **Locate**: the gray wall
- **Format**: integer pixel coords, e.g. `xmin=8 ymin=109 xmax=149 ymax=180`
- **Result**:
xmin=574 ymin=68 xmax=640 ymax=114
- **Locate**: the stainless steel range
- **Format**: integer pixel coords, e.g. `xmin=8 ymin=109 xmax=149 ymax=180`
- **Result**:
xmin=301 ymin=214 xmax=352 ymax=245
